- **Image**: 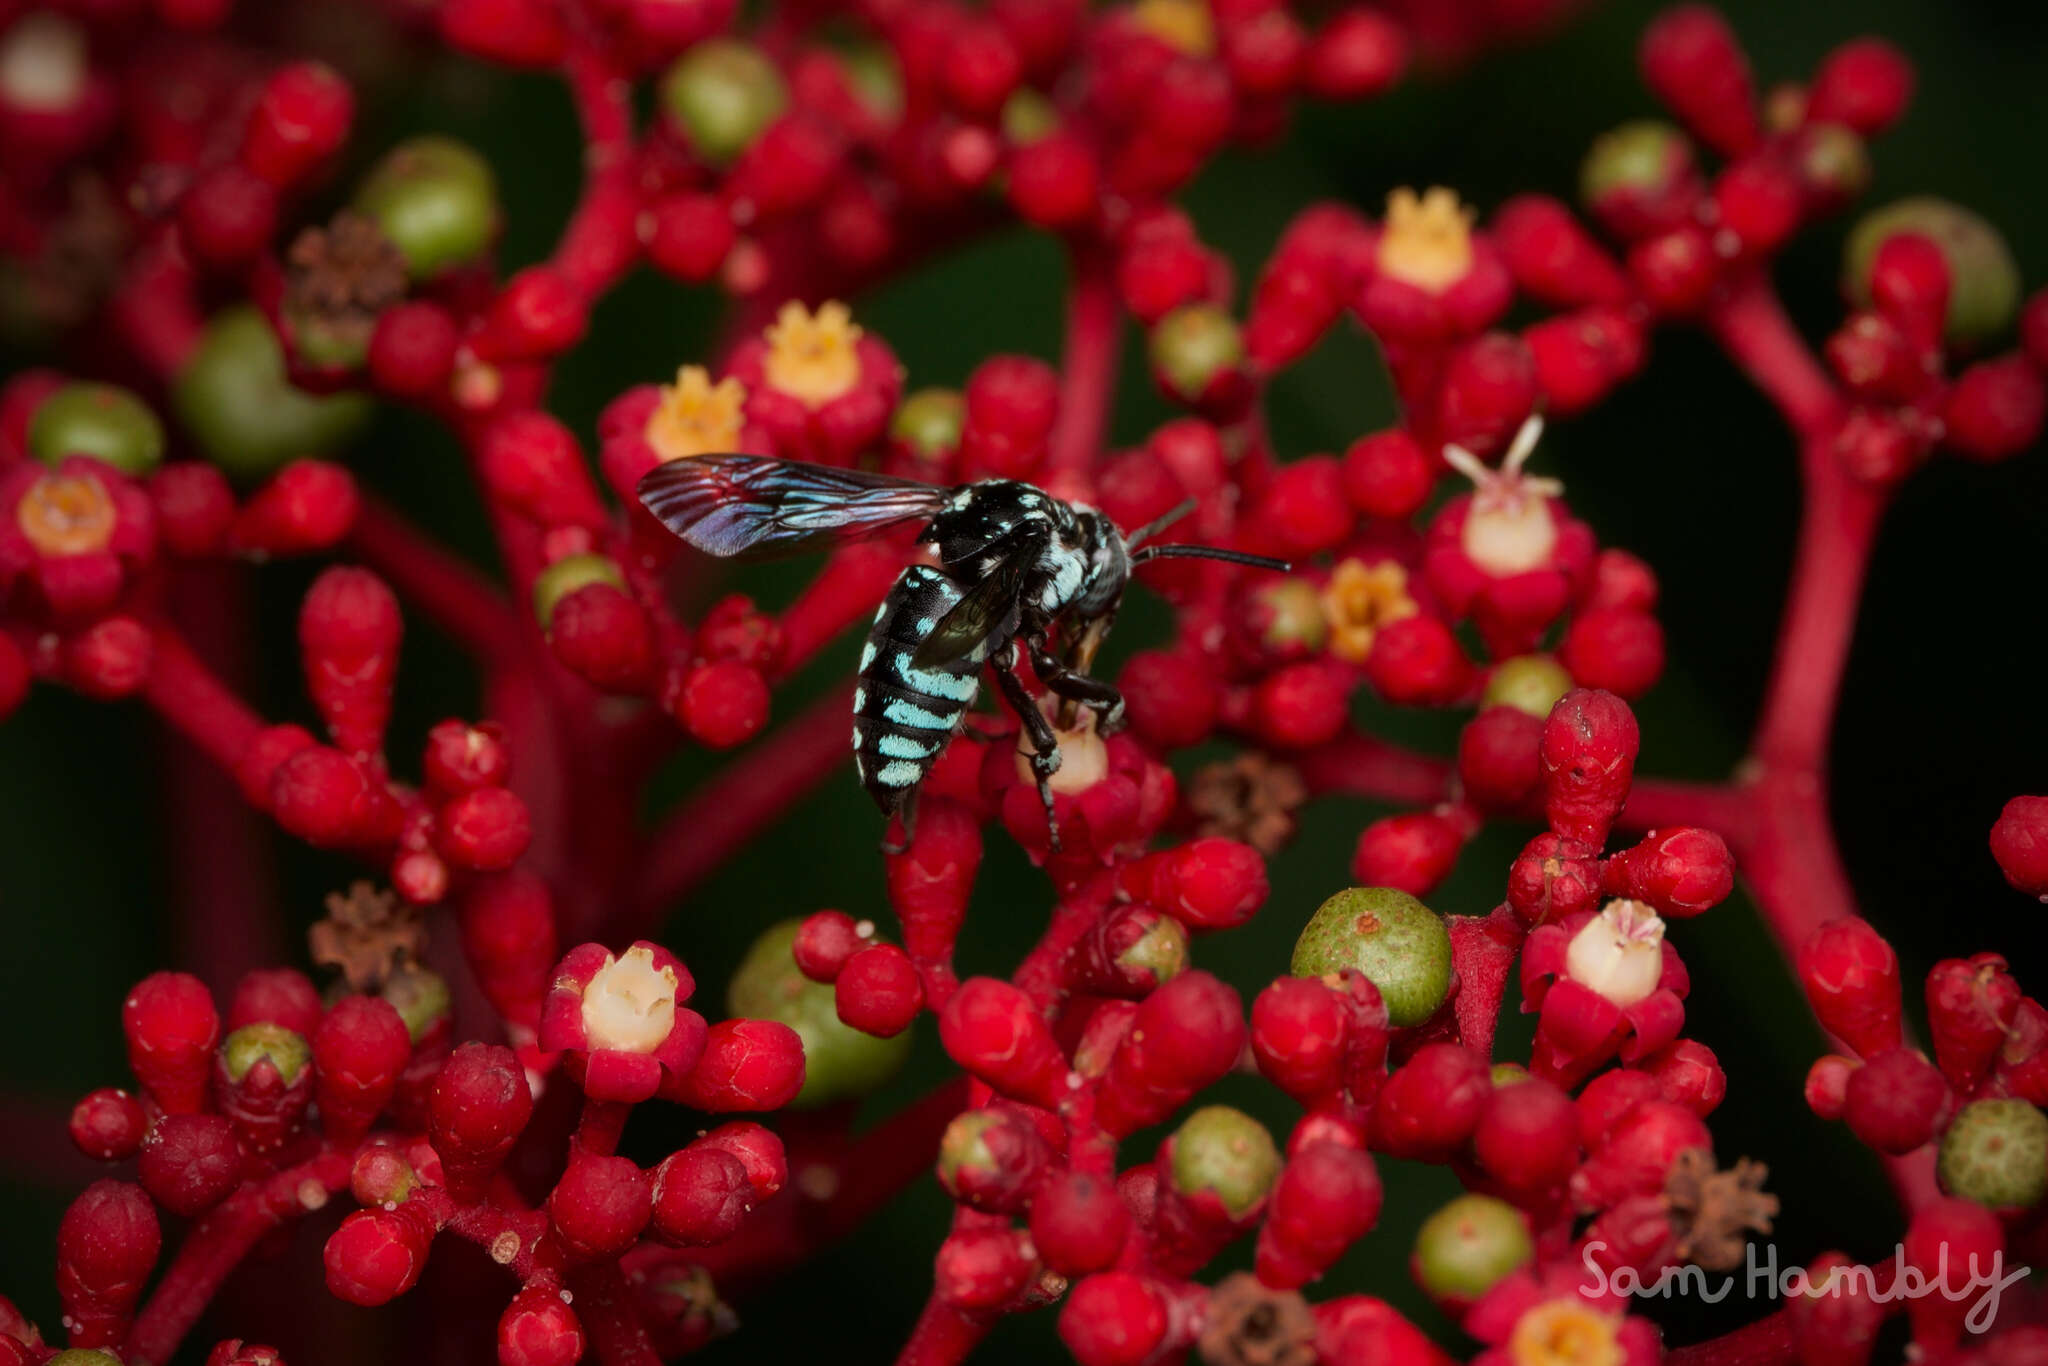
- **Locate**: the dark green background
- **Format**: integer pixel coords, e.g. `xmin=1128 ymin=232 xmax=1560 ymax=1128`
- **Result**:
xmin=5 ymin=0 xmax=2048 ymax=1360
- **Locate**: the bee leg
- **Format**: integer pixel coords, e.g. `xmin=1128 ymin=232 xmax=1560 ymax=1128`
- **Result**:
xmin=878 ymin=790 xmax=919 ymax=856
xmin=994 ymin=648 xmax=1064 ymax=851
xmin=1027 ymin=642 xmax=1126 ymax=733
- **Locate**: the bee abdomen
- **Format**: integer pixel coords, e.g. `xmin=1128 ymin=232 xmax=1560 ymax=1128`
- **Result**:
xmin=852 ymin=566 xmax=985 ymax=813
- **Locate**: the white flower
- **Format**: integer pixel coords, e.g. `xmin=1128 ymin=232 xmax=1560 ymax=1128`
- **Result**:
xmin=580 ymin=945 xmax=679 ymax=1053
xmin=1565 ymin=898 xmax=1667 ymax=1007
xmin=1443 ymin=414 xmax=1564 ymax=577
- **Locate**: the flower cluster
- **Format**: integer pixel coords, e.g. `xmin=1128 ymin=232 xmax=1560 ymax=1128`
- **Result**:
xmin=1 ymin=1 xmax=2045 ymax=1365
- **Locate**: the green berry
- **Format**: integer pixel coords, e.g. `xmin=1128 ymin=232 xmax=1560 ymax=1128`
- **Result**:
xmin=1254 ymin=577 xmax=1329 ymax=654
xmin=221 ymin=1022 xmax=311 ymax=1085
xmin=173 ymin=306 xmax=371 ymax=478
xmin=28 ymin=382 xmax=165 ymax=475
xmin=1116 ymin=914 xmax=1189 ymax=989
xmin=1796 ymin=123 xmax=1870 ymax=207
xmin=1580 ymin=120 xmax=1692 ymax=211
xmin=1167 ymin=1105 xmax=1280 ymax=1219
xmin=936 ymin=1110 xmax=1007 ymax=1195
xmin=533 ymin=553 xmax=627 ymax=627
xmin=836 ymin=42 xmax=902 ymax=123
xmin=1481 ymin=654 xmax=1574 ymax=719
xmin=47 ymin=1353 xmax=125 ymax=1366
xmin=381 ymin=964 xmax=453 ymax=1043
xmin=1001 ymin=89 xmax=1060 ymax=145
xmin=1412 ymin=1193 xmax=1534 ymax=1302
xmin=1844 ymin=197 xmax=2020 ymax=345
xmin=1150 ymin=304 xmax=1244 ymax=403
xmin=660 ymin=40 xmax=788 ymax=167
xmin=1490 ymin=1062 xmax=1532 ymax=1087
xmin=352 ymin=136 xmax=501 ymax=280
xmin=1937 ymin=1098 xmax=2048 ymax=1211
xmin=728 ymin=919 xmax=910 ymax=1109
xmin=890 ymin=388 xmax=966 ymax=459
xmin=1291 ymin=887 xmax=1453 ymax=1028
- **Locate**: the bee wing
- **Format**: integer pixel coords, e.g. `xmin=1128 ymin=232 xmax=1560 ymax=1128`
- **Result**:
xmin=637 ymin=455 xmax=952 ymax=560
xmin=909 ymin=528 xmax=1044 ymax=669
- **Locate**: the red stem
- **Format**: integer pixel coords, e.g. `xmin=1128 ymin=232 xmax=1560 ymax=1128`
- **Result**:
xmin=1664 ymin=1259 xmax=1900 ymax=1366
xmin=348 ymin=494 xmax=527 ymax=668
xmin=1048 ymin=243 xmax=1122 ymax=477
xmin=895 ymin=1294 xmax=993 ymax=1366
xmin=568 ymin=1261 xmax=662 ymax=1366
xmin=616 ymin=683 xmax=853 ymax=937
xmin=141 ymin=621 xmax=266 ymax=770
xmin=125 ymin=1149 xmax=354 ymax=1366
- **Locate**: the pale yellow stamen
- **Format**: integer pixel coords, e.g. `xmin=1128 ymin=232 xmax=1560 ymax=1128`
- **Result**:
xmin=1509 ymin=1300 xmax=1625 ymax=1366
xmin=763 ymin=300 xmax=863 ymax=409
xmin=1129 ymin=0 xmax=1214 ymax=57
xmin=1378 ymin=186 xmax=1476 ymax=294
xmin=580 ymin=946 xmax=680 ymax=1054
xmin=1565 ymin=898 xmax=1668 ymax=1008
xmin=17 ymin=472 xmax=116 ymax=557
xmin=1443 ymin=414 xmax=1564 ymax=577
xmin=0 ymin=12 xmax=88 ymax=113
xmin=646 ymin=366 xmax=748 ymax=462
xmin=1017 ymin=705 xmax=1109 ymax=795
xmin=1322 ymin=558 xmax=1418 ymax=663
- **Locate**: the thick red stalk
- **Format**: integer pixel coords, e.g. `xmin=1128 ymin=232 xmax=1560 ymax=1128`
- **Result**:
xmin=1048 ymin=244 xmax=1122 ymax=476
xmin=348 ymin=495 xmax=527 ymax=668
xmin=141 ymin=622 xmax=267 ymax=771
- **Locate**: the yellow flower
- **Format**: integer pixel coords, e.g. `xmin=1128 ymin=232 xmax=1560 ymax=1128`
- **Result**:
xmin=646 ymin=365 xmax=748 ymax=462
xmin=1129 ymin=0 xmax=1214 ymax=57
xmin=763 ymin=300 xmax=864 ymax=409
xmin=1378 ymin=186 xmax=1476 ymax=294
xmin=17 ymin=471 xmax=116 ymax=557
xmin=1322 ymin=558 xmax=1418 ymax=663
xmin=1509 ymin=1300 xmax=1625 ymax=1366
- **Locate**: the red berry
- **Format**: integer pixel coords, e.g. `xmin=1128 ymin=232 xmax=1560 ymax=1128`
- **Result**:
xmin=124 ymin=971 xmax=220 ymax=1115
xmin=138 ymin=1113 xmax=243 ymax=1216
xmin=1342 ymin=430 xmax=1434 ymax=520
xmin=550 ymin=1152 xmax=653 ymax=1259
xmin=242 ymin=63 xmax=354 ymax=186
xmin=179 ymin=164 xmax=278 ymax=269
xmin=368 ymin=302 xmax=459 ymax=401
xmin=1806 ymin=37 xmax=1914 ymax=137
xmin=69 ymin=1088 xmax=148 ymax=1162
xmin=1796 ymin=918 xmax=1902 ymax=1059
xmin=676 ymin=660 xmax=770 ymax=749
xmin=1841 ymin=1047 xmax=1950 ymax=1155
xmin=499 ymin=1282 xmax=585 ymax=1366
xmin=793 ymin=910 xmax=866 ymax=982
xmin=1472 ymin=1077 xmax=1579 ymax=1194
xmin=1351 ymin=811 xmax=1463 ymax=897
xmin=1058 ymin=1272 xmax=1171 ymax=1366
xmin=57 ymin=1180 xmax=162 ymax=1348
xmin=650 ymin=1145 xmax=753 ymax=1246
xmin=1030 ymin=1169 xmax=1130 ymax=1275
xmin=835 ymin=943 xmax=924 ymax=1037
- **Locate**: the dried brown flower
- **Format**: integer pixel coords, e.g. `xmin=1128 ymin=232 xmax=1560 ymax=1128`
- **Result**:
xmin=1198 ymin=1272 xmax=1316 ymax=1366
xmin=1187 ymin=753 xmax=1307 ymax=855
xmin=309 ymin=881 xmax=425 ymax=990
xmin=1664 ymin=1147 xmax=1778 ymax=1272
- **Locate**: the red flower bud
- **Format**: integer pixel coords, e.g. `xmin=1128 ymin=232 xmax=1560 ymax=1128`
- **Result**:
xmin=1458 ymin=706 xmax=1543 ymax=811
xmin=242 ymin=62 xmax=354 ymax=186
xmin=1788 ymin=1251 xmax=1884 ymax=1366
xmin=1472 ymin=1076 xmax=1580 ymax=1195
xmin=436 ymin=786 xmax=533 ymax=872
xmin=138 ymin=1113 xmax=243 ymax=1216
xmin=549 ymin=584 xmax=656 ymax=693
xmin=1804 ymin=1055 xmax=1854 ymax=1122
xmin=1059 ymin=1272 xmax=1175 ymax=1366
xmin=456 ymin=871 xmax=558 ymax=1029
xmin=300 ymin=566 xmax=401 ymax=758
xmin=1639 ymin=1038 xmax=1726 ymax=1115
xmin=1925 ymin=954 xmax=2020 ymax=1094
xmin=793 ymin=910 xmax=867 ymax=982
xmin=935 ymin=1225 xmax=1039 ymax=1312
xmin=1370 ymin=1044 xmax=1491 ymax=1160
xmin=694 ymin=1121 xmax=787 ymax=1198
xmin=650 ymin=1145 xmax=753 ymax=1246
xmin=124 ymin=971 xmax=220 ymax=1114
xmin=1305 ymin=8 xmax=1408 ymax=100
xmin=674 ymin=659 xmax=770 ymax=749
xmin=499 ymin=1281 xmax=585 ymax=1366
xmin=1539 ymin=688 xmax=1639 ymax=848
xmin=1601 ymin=826 xmax=1733 ymax=917
xmin=1031 ymin=1168 xmax=1131 ymax=1275
xmin=836 ymin=943 xmax=924 ymax=1037
xmin=428 ymin=1043 xmax=535 ymax=1203
xmin=56 ymin=1180 xmax=161 ymax=1348
xmin=1901 ymin=1198 xmax=2003 ymax=1354
xmin=1841 ymin=1047 xmax=1949 ymax=1154
xmin=324 ymin=1204 xmax=435 ymax=1306
xmin=551 ymin=1152 xmax=653 ymax=1259
xmin=232 ymin=461 xmax=359 ymax=556
xmin=1796 ymin=919 xmax=1902 ymax=1058
xmin=1342 ymin=430 xmax=1435 ymax=522
xmin=1991 ymin=796 xmax=2048 ymax=898
xmin=940 ymin=977 xmax=1070 ymax=1108
xmin=1255 ymin=1141 xmax=1383 ymax=1288
xmin=150 ymin=462 xmax=237 ymax=557
xmin=70 ymin=1088 xmax=147 ymax=1162
xmin=1364 ymin=616 xmax=1475 ymax=708
xmin=1806 ymin=38 xmax=1914 ymax=137
xmin=1945 ymin=355 xmax=2046 ymax=463
xmin=937 ymin=1104 xmax=1053 ymax=1214
xmin=313 ymin=995 xmax=411 ymax=1144
xmin=664 ymin=1019 xmax=805 ymax=1111
xmin=1351 ymin=811 xmax=1463 ymax=897
xmin=368 ymin=302 xmax=459 ymax=402
xmin=1098 ymin=971 xmax=1246 ymax=1137
xmin=1639 ymin=5 xmax=1758 ymax=157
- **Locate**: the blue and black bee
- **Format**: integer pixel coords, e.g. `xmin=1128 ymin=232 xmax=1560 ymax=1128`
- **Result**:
xmin=638 ymin=455 xmax=1285 ymax=847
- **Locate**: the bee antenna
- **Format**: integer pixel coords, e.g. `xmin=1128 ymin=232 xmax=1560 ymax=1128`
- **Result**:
xmin=1125 ymin=498 xmax=1198 ymax=548
xmin=1130 ymin=544 xmax=1291 ymax=572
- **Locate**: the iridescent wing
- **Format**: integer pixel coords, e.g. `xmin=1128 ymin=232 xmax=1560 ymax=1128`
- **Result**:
xmin=637 ymin=455 xmax=952 ymax=560
xmin=909 ymin=525 xmax=1045 ymax=668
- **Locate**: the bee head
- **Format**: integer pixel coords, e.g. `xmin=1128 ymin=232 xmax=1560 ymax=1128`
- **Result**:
xmin=1070 ymin=506 xmax=1132 ymax=618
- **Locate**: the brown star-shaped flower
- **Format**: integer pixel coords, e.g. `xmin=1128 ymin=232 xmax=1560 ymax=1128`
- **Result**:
xmin=282 ymin=211 xmax=408 ymax=356
xmin=309 ymin=881 xmax=425 ymax=991
xmin=1197 ymin=1272 xmax=1317 ymax=1366
xmin=1187 ymin=753 xmax=1307 ymax=855
xmin=1664 ymin=1146 xmax=1779 ymax=1272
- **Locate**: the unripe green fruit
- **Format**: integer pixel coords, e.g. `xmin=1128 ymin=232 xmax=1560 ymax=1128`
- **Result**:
xmin=1481 ymin=654 xmax=1573 ymax=719
xmin=728 ymin=919 xmax=910 ymax=1108
xmin=1844 ymin=197 xmax=2020 ymax=345
xmin=1167 ymin=1104 xmax=1280 ymax=1219
xmin=352 ymin=136 xmax=501 ymax=280
xmin=1291 ymin=887 xmax=1453 ymax=1027
xmin=381 ymin=964 xmax=452 ymax=1043
xmin=660 ymin=40 xmax=788 ymax=167
xmin=221 ymin=1022 xmax=311 ymax=1085
xmin=173 ymin=306 xmax=371 ymax=478
xmin=1937 ymin=1097 xmax=2048 ymax=1211
xmin=533 ymin=553 xmax=627 ymax=627
xmin=891 ymin=388 xmax=966 ymax=459
xmin=29 ymin=382 xmax=164 ymax=474
xmin=1580 ymin=120 xmax=1691 ymax=209
xmin=1412 ymin=1193 xmax=1534 ymax=1302
xmin=1151 ymin=304 xmax=1244 ymax=403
